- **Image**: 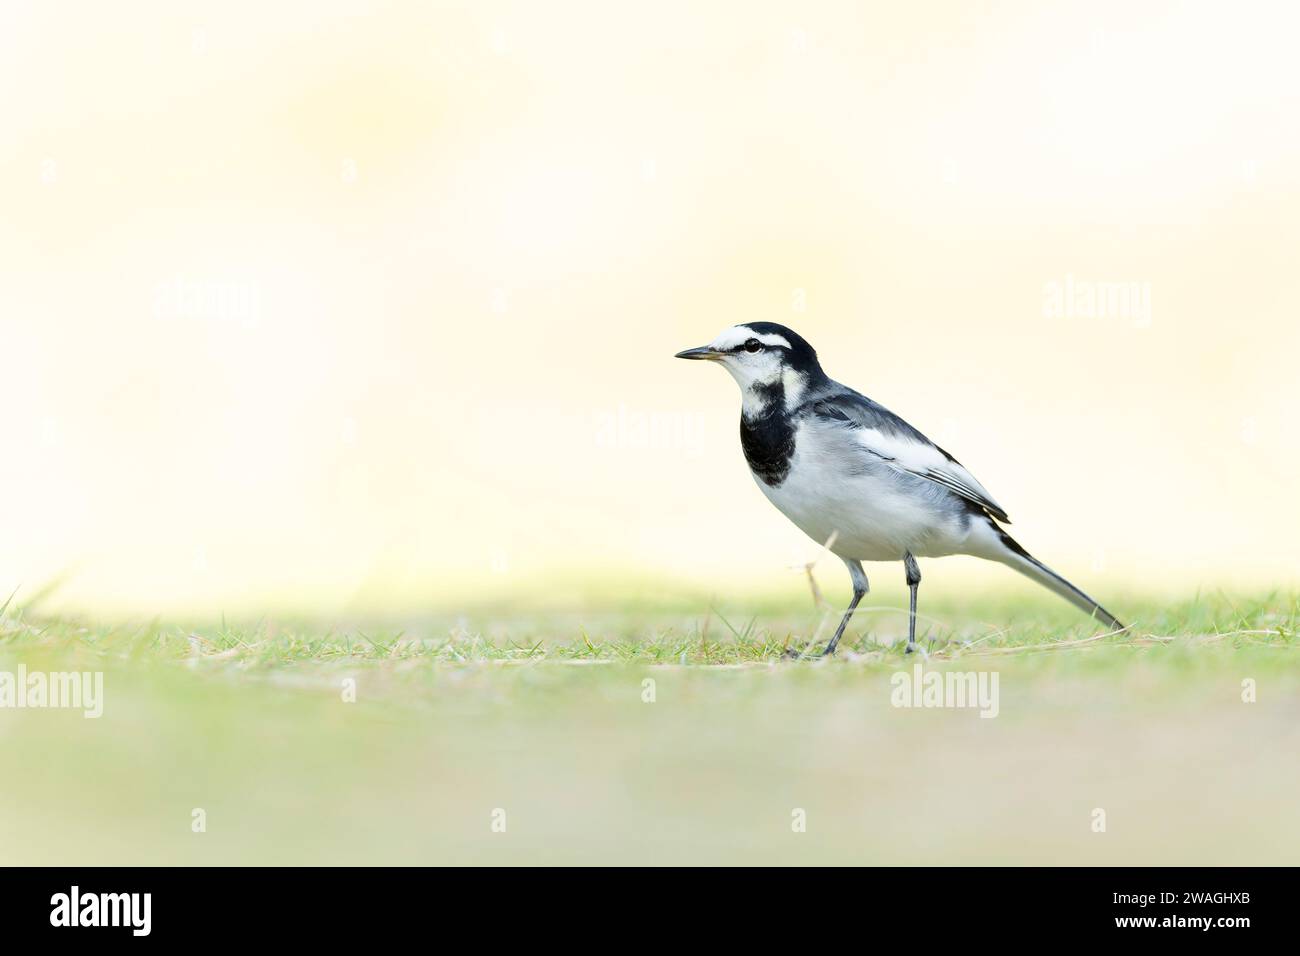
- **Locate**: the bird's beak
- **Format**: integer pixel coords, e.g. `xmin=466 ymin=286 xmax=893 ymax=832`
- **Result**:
xmin=674 ymin=346 xmax=722 ymax=361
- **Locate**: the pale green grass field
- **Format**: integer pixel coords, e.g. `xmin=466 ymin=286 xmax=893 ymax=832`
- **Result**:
xmin=0 ymin=590 xmax=1296 ymax=865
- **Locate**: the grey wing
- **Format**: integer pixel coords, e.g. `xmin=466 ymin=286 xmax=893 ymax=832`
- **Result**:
xmin=809 ymin=390 xmax=1012 ymax=524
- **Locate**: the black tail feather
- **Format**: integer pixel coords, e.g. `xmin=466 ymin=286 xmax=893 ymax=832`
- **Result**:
xmin=994 ymin=530 xmax=1125 ymax=630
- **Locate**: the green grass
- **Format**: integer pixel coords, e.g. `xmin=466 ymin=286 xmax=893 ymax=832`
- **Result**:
xmin=6 ymin=590 xmax=1294 ymax=666
xmin=0 ymin=591 xmax=1296 ymax=865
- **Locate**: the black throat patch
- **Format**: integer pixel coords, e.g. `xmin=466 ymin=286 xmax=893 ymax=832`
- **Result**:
xmin=740 ymin=381 xmax=796 ymax=487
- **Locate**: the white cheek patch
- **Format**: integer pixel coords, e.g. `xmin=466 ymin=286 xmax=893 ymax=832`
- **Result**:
xmin=727 ymin=350 xmax=790 ymax=412
xmin=782 ymin=368 xmax=809 ymax=406
xmin=710 ymin=325 xmax=792 ymax=351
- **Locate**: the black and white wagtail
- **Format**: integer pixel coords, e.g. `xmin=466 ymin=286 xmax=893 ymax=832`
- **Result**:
xmin=676 ymin=322 xmax=1124 ymax=655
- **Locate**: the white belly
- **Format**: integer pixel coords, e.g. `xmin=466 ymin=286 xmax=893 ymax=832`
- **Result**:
xmin=753 ymin=431 xmax=973 ymax=562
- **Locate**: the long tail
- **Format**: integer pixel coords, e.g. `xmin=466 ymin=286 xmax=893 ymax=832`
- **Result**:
xmin=980 ymin=525 xmax=1125 ymax=630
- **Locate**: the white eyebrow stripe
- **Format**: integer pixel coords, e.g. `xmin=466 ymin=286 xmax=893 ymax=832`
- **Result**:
xmin=710 ymin=325 xmax=792 ymax=350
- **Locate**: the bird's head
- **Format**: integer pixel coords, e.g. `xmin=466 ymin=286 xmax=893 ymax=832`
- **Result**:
xmin=675 ymin=323 xmax=826 ymax=410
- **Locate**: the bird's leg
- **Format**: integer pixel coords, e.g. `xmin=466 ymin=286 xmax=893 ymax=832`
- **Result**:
xmin=821 ymin=558 xmax=867 ymax=656
xmin=903 ymin=552 xmax=921 ymax=654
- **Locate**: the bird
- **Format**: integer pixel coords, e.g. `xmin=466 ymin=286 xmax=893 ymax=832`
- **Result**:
xmin=675 ymin=322 xmax=1124 ymax=656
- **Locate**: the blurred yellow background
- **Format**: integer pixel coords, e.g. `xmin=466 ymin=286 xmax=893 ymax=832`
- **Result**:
xmin=3 ymin=0 xmax=1298 ymax=614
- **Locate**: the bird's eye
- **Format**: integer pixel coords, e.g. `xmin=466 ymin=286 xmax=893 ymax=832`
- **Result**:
xmin=743 ymin=338 xmax=762 ymax=353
